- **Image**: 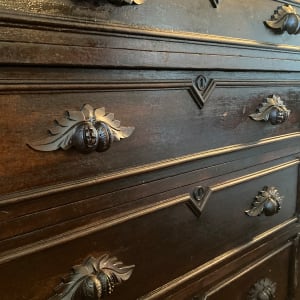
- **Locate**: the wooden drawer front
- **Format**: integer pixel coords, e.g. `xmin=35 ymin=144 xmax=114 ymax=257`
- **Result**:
xmin=0 ymin=161 xmax=298 ymax=300
xmin=1 ymin=0 xmax=300 ymax=49
xmin=204 ymin=82 xmax=300 ymax=138
xmin=188 ymin=160 xmax=298 ymax=247
xmin=1 ymin=77 xmax=300 ymax=197
xmin=1 ymin=83 xmax=205 ymax=195
xmin=200 ymin=243 xmax=292 ymax=300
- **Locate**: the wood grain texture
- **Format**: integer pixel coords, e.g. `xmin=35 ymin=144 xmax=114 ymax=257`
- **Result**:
xmin=201 ymin=243 xmax=292 ymax=300
xmin=0 ymin=0 xmax=299 ymax=47
xmin=1 ymin=3 xmax=300 ymax=70
xmin=1 ymin=77 xmax=300 ymax=197
xmin=1 ymin=1 xmax=300 ymax=299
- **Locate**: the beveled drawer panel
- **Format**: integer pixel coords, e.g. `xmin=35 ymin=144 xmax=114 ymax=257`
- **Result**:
xmin=1 ymin=0 xmax=300 ymax=48
xmin=138 ymin=160 xmax=299 ymax=299
xmin=188 ymin=160 xmax=298 ymax=241
xmin=0 ymin=160 xmax=298 ymax=300
xmin=1 ymin=77 xmax=300 ymax=197
xmin=200 ymin=243 xmax=292 ymax=300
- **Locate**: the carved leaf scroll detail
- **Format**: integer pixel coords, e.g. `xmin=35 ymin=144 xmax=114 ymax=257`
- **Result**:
xmin=245 ymin=186 xmax=283 ymax=217
xmin=49 ymin=255 xmax=135 ymax=300
xmin=265 ymin=4 xmax=300 ymax=34
xmin=247 ymin=278 xmax=276 ymax=300
xmin=28 ymin=104 xmax=135 ymax=154
xmin=249 ymin=95 xmax=290 ymax=125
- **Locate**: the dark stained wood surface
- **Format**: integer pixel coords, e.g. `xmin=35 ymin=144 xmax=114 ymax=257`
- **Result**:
xmin=0 ymin=205 xmax=296 ymax=300
xmin=1 ymin=2 xmax=300 ymax=70
xmin=0 ymin=0 xmax=300 ymax=47
xmin=198 ymin=243 xmax=292 ymax=300
xmin=1 ymin=74 xmax=300 ymax=196
xmin=0 ymin=158 xmax=298 ymax=299
xmin=1 ymin=1 xmax=300 ymax=299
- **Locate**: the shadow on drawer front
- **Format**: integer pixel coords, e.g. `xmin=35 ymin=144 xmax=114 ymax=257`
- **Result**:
xmin=198 ymin=242 xmax=292 ymax=300
xmin=2 ymin=0 xmax=300 ymax=48
xmin=187 ymin=160 xmax=298 ymax=248
xmin=0 ymin=160 xmax=298 ymax=300
xmin=1 ymin=78 xmax=300 ymax=197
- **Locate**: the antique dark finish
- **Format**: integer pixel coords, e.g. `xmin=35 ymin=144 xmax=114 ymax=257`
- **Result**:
xmin=245 ymin=186 xmax=283 ymax=217
xmin=49 ymin=255 xmax=134 ymax=299
xmin=247 ymin=278 xmax=276 ymax=300
xmin=28 ymin=104 xmax=134 ymax=154
xmin=249 ymin=95 xmax=290 ymax=125
xmin=265 ymin=5 xmax=300 ymax=34
xmin=1 ymin=1 xmax=300 ymax=300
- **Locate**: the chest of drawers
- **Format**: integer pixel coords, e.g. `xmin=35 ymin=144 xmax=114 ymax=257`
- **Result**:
xmin=1 ymin=1 xmax=300 ymax=299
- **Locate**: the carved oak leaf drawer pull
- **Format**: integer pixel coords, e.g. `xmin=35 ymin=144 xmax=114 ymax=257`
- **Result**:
xmin=247 ymin=278 xmax=276 ymax=300
xmin=28 ymin=104 xmax=134 ymax=154
xmin=49 ymin=254 xmax=135 ymax=300
xmin=245 ymin=186 xmax=283 ymax=217
xmin=249 ymin=95 xmax=290 ymax=125
xmin=265 ymin=4 xmax=300 ymax=34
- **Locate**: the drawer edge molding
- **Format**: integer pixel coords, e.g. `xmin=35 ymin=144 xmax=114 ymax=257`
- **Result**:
xmin=138 ymin=219 xmax=297 ymax=300
xmin=0 ymin=194 xmax=190 ymax=265
xmin=201 ymin=234 xmax=300 ymax=300
xmin=28 ymin=104 xmax=135 ymax=154
xmin=1 ymin=78 xmax=300 ymax=101
xmin=1 ymin=132 xmax=300 ymax=206
xmin=245 ymin=186 xmax=283 ymax=217
xmin=0 ymin=79 xmax=205 ymax=108
xmin=188 ymin=159 xmax=299 ymax=217
xmin=201 ymin=242 xmax=291 ymax=300
xmin=49 ymin=254 xmax=135 ymax=300
xmin=1 ymin=9 xmax=300 ymax=56
xmin=201 ymin=79 xmax=300 ymax=104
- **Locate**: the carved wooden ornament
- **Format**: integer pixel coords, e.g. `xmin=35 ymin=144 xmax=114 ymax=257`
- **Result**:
xmin=265 ymin=4 xmax=300 ymax=34
xmin=28 ymin=104 xmax=135 ymax=154
xmin=245 ymin=186 xmax=283 ymax=217
xmin=49 ymin=255 xmax=135 ymax=300
xmin=249 ymin=95 xmax=290 ymax=125
xmin=247 ymin=278 xmax=276 ymax=300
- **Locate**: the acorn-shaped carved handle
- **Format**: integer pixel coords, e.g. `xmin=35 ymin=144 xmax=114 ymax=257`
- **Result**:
xmin=28 ymin=104 xmax=134 ymax=154
xmin=265 ymin=5 xmax=300 ymax=34
xmin=49 ymin=255 xmax=135 ymax=300
xmin=249 ymin=95 xmax=290 ymax=125
xmin=245 ymin=186 xmax=283 ymax=217
xmin=247 ymin=278 xmax=276 ymax=300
